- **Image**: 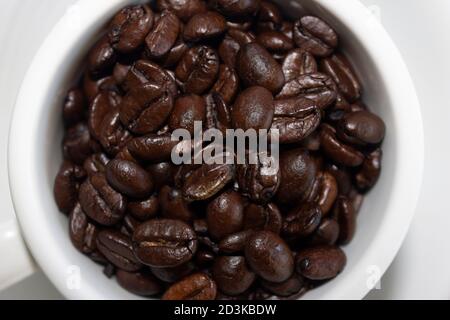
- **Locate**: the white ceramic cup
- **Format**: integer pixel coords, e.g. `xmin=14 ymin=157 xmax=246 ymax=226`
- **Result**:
xmin=4 ymin=0 xmax=423 ymax=299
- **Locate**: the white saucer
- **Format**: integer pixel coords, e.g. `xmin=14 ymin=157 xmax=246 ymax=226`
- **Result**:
xmin=0 ymin=0 xmax=449 ymax=299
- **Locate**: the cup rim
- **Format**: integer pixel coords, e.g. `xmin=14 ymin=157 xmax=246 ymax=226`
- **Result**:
xmin=8 ymin=0 xmax=424 ymax=300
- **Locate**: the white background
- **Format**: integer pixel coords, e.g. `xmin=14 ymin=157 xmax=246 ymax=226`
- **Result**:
xmin=0 ymin=0 xmax=449 ymax=299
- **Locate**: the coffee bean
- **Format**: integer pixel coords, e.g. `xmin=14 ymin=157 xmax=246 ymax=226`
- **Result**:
xmin=63 ymin=123 xmax=98 ymax=165
xmin=282 ymin=202 xmax=322 ymax=240
xmin=334 ymin=196 xmax=356 ymax=245
xmin=54 ymin=161 xmax=86 ymax=214
xmin=159 ymin=185 xmax=194 ymax=222
xmin=311 ymin=171 xmax=338 ymax=215
xmin=146 ymin=10 xmax=181 ymax=59
xmin=83 ymin=74 xmax=119 ymax=104
xmin=256 ymin=31 xmax=294 ymax=53
xmin=169 ymin=94 xmax=206 ymax=134
xmin=232 ymin=86 xmax=274 ymax=130
xmin=151 ymin=263 xmax=196 ymax=283
xmin=308 ymin=218 xmax=340 ymax=246
xmin=296 ymin=245 xmax=346 ymax=280
xmin=355 ymin=148 xmax=382 ymax=192
xmin=156 ymin=0 xmax=207 ymax=22
xmin=162 ymin=273 xmax=217 ymax=300
xmin=261 ymin=274 xmax=308 ymax=298
xmin=69 ymin=203 xmax=98 ymax=254
xmin=88 ymin=35 xmax=117 ymax=76
xmin=147 ymin=162 xmax=175 ymax=191
xmin=88 ymin=89 xmax=122 ymax=141
xmin=293 ymin=16 xmax=338 ymax=57
xmin=207 ymin=191 xmax=244 ymax=240
xmin=214 ymin=0 xmax=260 ymax=19
xmin=98 ymin=110 xmax=133 ymax=156
xmin=128 ymin=195 xmax=160 ymax=221
xmin=127 ymin=133 xmax=180 ymax=163
xmin=211 ymin=64 xmax=239 ymax=104
xmin=133 ymin=219 xmax=198 ymax=268
xmin=337 ymin=110 xmax=386 ymax=146
xmin=184 ymin=11 xmax=227 ymax=42
xmin=205 ymin=93 xmax=231 ymax=132
xmin=116 ymin=270 xmax=163 ymax=296
xmin=258 ymin=1 xmax=283 ymax=26
xmin=243 ymin=203 xmax=282 ymax=234
xmin=282 ymin=49 xmax=318 ymax=82
xmin=218 ymin=230 xmax=253 ymax=254
xmin=212 ymin=256 xmax=255 ymax=296
xmin=63 ymin=89 xmax=86 ymax=126
xmin=218 ymin=29 xmax=255 ymax=67
xmin=83 ymin=153 xmax=110 ymax=177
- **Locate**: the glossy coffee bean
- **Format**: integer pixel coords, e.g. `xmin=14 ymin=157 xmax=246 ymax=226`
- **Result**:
xmin=159 ymin=185 xmax=194 ymax=222
xmin=308 ymin=218 xmax=340 ymax=246
xmin=282 ymin=202 xmax=322 ymax=240
xmin=211 ymin=64 xmax=239 ymax=104
xmin=355 ymin=148 xmax=382 ymax=192
xmin=237 ymin=43 xmax=285 ymax=94
xmin=79 ymin=173 xmax=127 ymax=226
xmin=147 ymin=162 xmax=175 ymax=191
xmin=214 ymin=0 xmax=260 ymax=19
xmin=205 ymin=92 xmax=231 ymax=132
xmin=156 ymin=0 xmax=207 ymax=22
xmin=245 ymin=231 xmax=294 ymax=283
xmin=337 ymin=110 xmax=386 ymax=146
xmin=282 ymin=49 xmax=318 ymax=82
xmin=106 ymin=160 xmax=154 ymax=199
xmin=258 ymin=1 xmax=283 ymax=26
xmin=232 ymin=86 xmax=274 ymax=130
xmin=69 ymin=203 xmax=98 ymax=254
xmin=127 ymin=133 xmax=180 ymax=163
xmin=54 ymin=161 xmax=86 ymax=214
xmin=133 ymin=219 xmax=198 ymax=268
xmin=326 ymin=163 xmax=352 ymax=196
xmin=98 ymin=110 xmax=133 ymax=156
xmin=276 ymin=148 xmax=317 ymax=205
xmin=169 ymin=94 xmax=206 ymax=134
xmin=334 ymin=196 xmax=356 ymax=245
xmin=128 ymin=195 xmax=159 ymax=221
xmin=63 ymin=122 xmax=97 ymax=165
xmin=108 ymin=5 xmax=154 ymax=53
xmin=184 ymin=11 xmax=227 ymax=42
xmin=218 ymin=230 xmax=253 ymax=254
xmin=63 ymin=89 xmax=86 ymax=126
xmin=116 ymin=270 xmax=163 ymax=296
xmin=83 ymin=74 xmax=119 ymax=104
xmin=150 ymin=262 xmax=196 ymax=283
xmin=312 ymin=171 xmax=338 ymax=215
xmin=261 ymin=274 xmax=308 ymax=298
xmin=207 ymin=191 xmax=244 ymax=240
xmin=293 ymin=16 xmax=338 ymax=57
xmin=146 ymin=10 xmax=181 ymax=59
xmin=218 ymin=29 xmax=255 ymax=67
xmin=159 ymin=38 xmax=189 ymax=68
xmin=176 ymin=46 xmax=220 ymax=94
xmin=83 ymin=153 xmax=110 ymax=177
xmin=88 ymin=35 xmax=117 ymax=76
xmin=88 ymin=91 xmax=122 ymax=140
xmin=162 ymin=273 xmax=217 ymax=300
xmin=256 ymin=31 xmax=294 ymax=53
xmin=243 ymin=203 xmax=282 ymax=234
xmin=212 ymin=256 xmax=255 ymax=296
xmin=296 ymin=245 xmax=346 ymax=280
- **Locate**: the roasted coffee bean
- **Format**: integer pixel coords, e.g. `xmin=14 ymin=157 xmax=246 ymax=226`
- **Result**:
xmin=211 ymin=64 xmax=239 ymax=104
xmin=207 ymin=191 xmax=244 ymax=240
xmin=109 ymin=5 xmax=154 ymax=53
xmin=128 ymin=195 xmax=159 ymax=221
xmin=245 ymin=231 xmax=294 ymax=283
xmin=243 ymin=203 xmax=282 ymax=234
xmin=205 ymin=93 xmax=231 ymax=132
xmin=320 ymin=53 xmax=361 ymax=102
xmin=122 ymin=215 xmax=141 ymax=236
xmin=183 ymin=164 xmax=234 ymax=201
xmin=69 ymin=203 xmax=98 ymax=254
xmin=116 ymin=270 xmax=163 ymax=296
xmin=169 ymin=94 xmax=206 ymax=134
xmin=212 ymin=256 xmax=255 ymax=296
xmin=127 ymin=133 xmax=180 ymax=163
xmin=237 ymin=43 xmax=285 ymax=94
xmin=133 ymin=219 xmax=198 ymax=268
xmin=218 ymin=29 xmax=255 ymax=67
xmin=184 ymin=11 xmax=227 ymax=42
xmin=151 ymin=262 xmax=196 ymax=283
xmin=98 ymin=110 xmax=133 ymax=156
xmin=162 ymin=273 xmax=217 ymax=300
xmin=116 ymin=146 xmax=138 ymax=163
xmin=196 ymin=250 xmax=216 ymax=267
xmin=256 ymin=31 xmax=294 ymax=53
xmin=198 ymin=236 xmax=220 ymax=253
xmin=159 ymin=185 xmax=194 ymax=222
xmin=83 ymin=153 xmax=110 ymax=177
xmin=63 ymin=89 xmax=86 ymax=126
xmin=293 ymin=16 xmax=338 ymax=57
xmin=156 ymin=0 xmax=207 ymax=22
xmin=261 ymin=273 xmax=308 ymax=298
xmin=301 ymin=130 xmax=321 ymax=151
xmin=232 ymin=86 xmax=274 ymax=130
xmin=63 ymin=122 xmax=97 ymax=165
xmin=278 ymin=73 xmax=337 ymax=110
xmin=214 ymin=0 xmax=260 ymax=19
xmin=334 ymin=196 xmax=356 ymax=245
xmin=106 ymin=160 xmax=154 ymax=199
xmin=308 ymin=218 xmax=340 ymax=246
xmin=147 ymin=162 xmax=175 ymax=191
xmin=320 ymin=124 xmax=364 ymax=167
xmin=337 ymin=111 xmax=386 ymax=146
xmin=88 ymin=35 xmax=117 ymax=76
xmin=113 ymin=63 xmax=131 ymax=86
xmin=146 ymin=10 xmax=181 ymax=59
xmin=83 ymin=74 xmax=119 ymax=104
xmin=349 ymin=188 xmax=364 ymax=214
xmin=97 ymin=230 xmax=142 ymax=271
xmin=311 ymin=171 xmax=338 ymax=215
xmin=79 ymin=173 xmax=127 ymax=226
xmin=89 ymin=91 xmax=122 ymax=140
xmin=283 ymin=202 xmax=322 ymax=240
xmin=258 ymin=1 xmax=282 ymax=26
xmin=159 ymin=37 xmax=189 ymax=68
xmin=276 ymin=148 xmax=317 ymax=205
xmin=176 ymin=46 xmax=220 ymax=94
xmin=296 ymin=245 xmax=346 ymax=280
xmin=355 ymin=148 xmax=382 ymax=192
xmin=218 ymin=230 xmax=253 ymax=253
xmin=326 ymin=164 xmax=352 ymax=196
xmin=282 ymin=49 xmax=318 ymax=82
xmin=54 ymin=161 xmax=86 ymax=214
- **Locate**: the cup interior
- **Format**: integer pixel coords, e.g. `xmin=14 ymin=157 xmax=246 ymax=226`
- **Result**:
xmin=9 ymin=0 xmax=424 ymax=300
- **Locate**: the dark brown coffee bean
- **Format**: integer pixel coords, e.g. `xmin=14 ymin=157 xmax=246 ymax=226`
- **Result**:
xmin=98 ymin=110 xmax=133 ymax=156
xmin=205 ymin=93 xmax=231 ymax=133
xmin=296 ymin=245 xmax=346 ymax=280
xmin=109 ymin=5 xmax=154 ymax=53
xmin=212 ymin=256 xmax=255 ymax=296
xmin=184 ymin=11 xmax=227 ymax=42
xmin=88 ymin=35 xmax=117 ymax=76
xmin=337 ymin=111 xmax=386 ymax=146
xmin=311 ymin=171 xmax=338 ymax=215
xmin=69 ymin=203 xmax=98 ymax=254
xmin=320 ymin=53 xmax=361 ymax=102
xmin=326 ymin=164 xmax=352 ymax=196
xmin=128 ymin=195 xmax=159 ymax=221
xmin=169 ymin=94 xmax=206 ymax=134
xmin=116 ymin=270 xmax=162 ymax=296
xmin=333 ymin=196 xmax=356 ymax=245
xmin=301 ymin=130 xmax=321 ymax=151
xmin=63 ymin=123 xmax=97 ymax=165
xmin=293 ymin=16 xmax=338 ymax=57
xmin=214 ymin=0 xmax=260 ymax=19
xmin=261 ymin=273 xmax=308 ymax=298
xmin=349 ymin=188 xmax=364 ymax=214
xmin=245 ymin=231 xmax=294 ymax=283
xmin=150 ymin=262 xmax=196 ymax=283
xmin=183 ymin=164 xmax=235 ymax=201
xmin=159 ymin=185 xmax=194 ymax=222
xmin=320 ymin=124 xmax=364 ymax=167
xmin=243 ymin=203 xmax=282 ymax=234
xmin=232 ymin=86 xmax=274 ymax=130
xmin=237 ymin=43 xmax=285 ymax=94
xmin=63 ymin=89 xmax=86 ymax=126
xmin=83 ymin=74 xmax=119 ymax=104
xmin=207 ymin=191 xmax=244 ymax=240
xmin=147 ymin=162 xmax=175 ymax=191
xmin=88 ymin=91 xmax=122 ymax=140
xmin=218 ymin=29 xmax=255 ymax=67
xmin=79 ymin=173 xmax=127 ymax=226
xmin=113 ymin=63 xmax=131 ymax=86
xmin=211 ymin=64 xmax=239 ymax=104
xmin=83 ymin=153 xmax=110 ymax=177
xmin=97 ymin=230 xmax=142 ymax=271
xmin=106 ymin=160 xmax=154 ymax=199
xmin=146 ymin=10 xmax=181 ymax=59
xmin=282 ymin=49 xmax=318 ymax=82
xmin=355 ymin=148 xmax=382 ymax=192
xmin=162 ymin=273 xmax=217 ymax=300
xmin=218 ymin=230 xmax=253 ymax=253
xmin=276 ymin=148 xmax=317 ymax=205
xmin=176 ymin=46 xmax=220 ymax=94
xmin=258 ymin=1 xmax=282 ymax=26
xmin=196 ymin=250 xmax=216 ymax=267
xmin=121 ymin=215 xmax=141 ymax=236
xmin=282 ymin=202 xmax=322 ymax=240
xmin=133 ymin=219 xmax=198 ymax=268
xmin=54 ymin=161 xmax=86 ymax=214
xmin=157 ymin=0 xmax=207 ymax=22
xmin=256 ymin=31 xmax=294 ymax=53
xmin=127 ymin=133 xmax=180 ymax=163
xmin=308 ymin=218 xmax=340 ymax=246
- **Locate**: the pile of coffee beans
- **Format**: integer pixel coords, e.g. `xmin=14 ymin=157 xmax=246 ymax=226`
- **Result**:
xmin=54 ymin=0 xmax=386 ymax=300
